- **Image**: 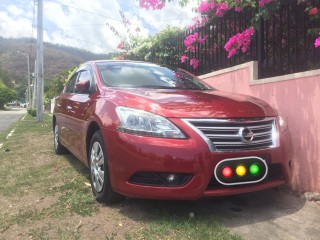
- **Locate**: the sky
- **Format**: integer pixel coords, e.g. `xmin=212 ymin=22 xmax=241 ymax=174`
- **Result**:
xmin=0 ymin=0 xmax=199 ymax=54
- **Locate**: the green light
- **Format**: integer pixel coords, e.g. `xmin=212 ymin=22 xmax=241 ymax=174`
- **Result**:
xmin=249 ymin=164 xmax=261 ymax=175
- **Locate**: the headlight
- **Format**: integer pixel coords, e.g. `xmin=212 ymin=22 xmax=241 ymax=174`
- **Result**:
xmin=116 ymin=107 xmax=186 ymax=139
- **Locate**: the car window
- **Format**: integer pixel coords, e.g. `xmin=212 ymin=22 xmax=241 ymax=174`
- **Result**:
xmin=64 ymin=72 xmax=79 ymax=93
xmin=96 ymin=62 xmax=212 ymax=90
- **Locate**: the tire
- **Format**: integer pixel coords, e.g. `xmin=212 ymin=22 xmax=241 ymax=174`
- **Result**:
xmin=89 ymin=131 xmax=124 ymax=204
xmin=54 ymin=123 xmax=68 ymax=155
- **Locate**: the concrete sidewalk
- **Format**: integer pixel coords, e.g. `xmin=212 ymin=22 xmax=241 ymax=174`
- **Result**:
xmin=216 ymin=187 xmax=320 ymax=240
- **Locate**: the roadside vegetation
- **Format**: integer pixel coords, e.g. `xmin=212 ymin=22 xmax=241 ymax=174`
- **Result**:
xmin=0 ymin=113 xmax=241 ymax=239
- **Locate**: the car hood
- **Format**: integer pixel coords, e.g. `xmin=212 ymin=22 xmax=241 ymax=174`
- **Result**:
xmin=110 ymin=88 xmax=277 ymax=118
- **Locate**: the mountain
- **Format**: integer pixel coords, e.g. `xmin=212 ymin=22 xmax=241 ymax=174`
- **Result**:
xmin=0 ymin=37 xmax=110 ymax=88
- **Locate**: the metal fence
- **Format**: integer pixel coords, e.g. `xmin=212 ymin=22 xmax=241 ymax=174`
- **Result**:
xmin=148 ymin=1 xmax=320 ymax=79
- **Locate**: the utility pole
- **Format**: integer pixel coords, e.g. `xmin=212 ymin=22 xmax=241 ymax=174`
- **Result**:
xmin=32 ymin=59 xmax=37 ymax=109
xmin=36 ymin=0 xmax=44 ymax=122
xmin=17 ymin=51 xmax=31 ymax=108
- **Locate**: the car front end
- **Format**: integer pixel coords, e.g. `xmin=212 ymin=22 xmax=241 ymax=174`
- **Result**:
xmin=99 ymin=91 xmax=291 ymax=200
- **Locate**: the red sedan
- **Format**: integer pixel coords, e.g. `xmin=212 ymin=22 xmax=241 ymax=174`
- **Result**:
xmin=53 ymin=60 xmax=291 ymax=203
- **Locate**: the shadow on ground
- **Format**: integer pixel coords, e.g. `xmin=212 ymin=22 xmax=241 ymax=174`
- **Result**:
xmin=115 ymin=187 xmax=305 ymax=226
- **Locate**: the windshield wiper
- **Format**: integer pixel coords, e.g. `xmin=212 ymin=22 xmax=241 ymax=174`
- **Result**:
xmin=138 ymin=85 xmax=176 ymax=89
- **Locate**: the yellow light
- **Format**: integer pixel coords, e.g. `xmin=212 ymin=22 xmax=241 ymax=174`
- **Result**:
xmin=236 ymin=165 xmax=247 ymax=177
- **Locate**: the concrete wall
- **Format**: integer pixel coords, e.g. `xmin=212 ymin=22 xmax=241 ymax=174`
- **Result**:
xmin=200 ymin=61 xmax=320 ymax=193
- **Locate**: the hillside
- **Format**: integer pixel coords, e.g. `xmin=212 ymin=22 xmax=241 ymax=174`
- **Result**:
xmin=0 ymin=37 xmax=110 ymax=87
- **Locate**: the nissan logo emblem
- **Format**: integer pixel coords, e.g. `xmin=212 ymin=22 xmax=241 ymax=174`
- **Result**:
xmin=238 ymin=127 xmax=254 ymax=143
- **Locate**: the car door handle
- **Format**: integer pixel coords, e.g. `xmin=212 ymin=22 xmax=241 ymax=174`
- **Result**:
xmin=66 ymin=106 xmax=72 ymax=110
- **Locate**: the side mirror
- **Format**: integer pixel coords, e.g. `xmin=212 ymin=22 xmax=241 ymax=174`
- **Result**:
xmin=75 ymin=80 xmax=90 ymax=93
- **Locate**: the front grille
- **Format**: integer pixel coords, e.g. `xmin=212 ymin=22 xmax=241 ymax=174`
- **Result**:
xmin=183 ymin=118 xmax=277 ymax=152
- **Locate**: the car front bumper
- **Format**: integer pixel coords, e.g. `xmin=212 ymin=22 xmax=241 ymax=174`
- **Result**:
xmin=102 ymin=123 xmax=290 ymax=200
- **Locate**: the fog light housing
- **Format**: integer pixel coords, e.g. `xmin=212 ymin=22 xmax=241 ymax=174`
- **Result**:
xmin=166 ymin=174 xmax=177 ymax=183
xmin=129 ymin=172 xmax=193 ymax=187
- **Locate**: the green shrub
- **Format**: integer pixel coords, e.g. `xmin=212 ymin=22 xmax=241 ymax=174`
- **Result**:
xmin=27 ymin=109 xmax=37 ymax=117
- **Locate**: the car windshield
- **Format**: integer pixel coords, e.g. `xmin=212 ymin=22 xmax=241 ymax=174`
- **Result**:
xmin=96 ymin=61 xmax=213 ymax=90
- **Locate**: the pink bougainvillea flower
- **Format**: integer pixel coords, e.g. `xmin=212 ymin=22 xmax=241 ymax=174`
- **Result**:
xmin=198 ymin=1 xmax=211 ymax=14
xmin=210 ymin=2 xmax=216 ymax=10
xmin=181 ymin=55 xmax=188 ymax=63
xmin=259 ymin=0 xmax=274 ymax=7
xmin=190 ymin=58 xmax=199 ymax=69
xmin=315 ymin=35 xmax=320 ymax=48
xmin=198 ymin=35 xmax=207 ymax=44
xmin=184 ymin=32 xmax=199 ymax=51
xmin=139 ymin=0 xmax=165 ymax=10
xmin=117 ymin=42 xmax=124 ymax=49
xmin=224 ymin=27 xmax=255 ymax=58
xmin=215 ymin=2 xmax=231 ymax=17
xmin=309 ymin=7 xmax=319 ymax=16
xmin=187 ymin=16 xmax=208 ymax=30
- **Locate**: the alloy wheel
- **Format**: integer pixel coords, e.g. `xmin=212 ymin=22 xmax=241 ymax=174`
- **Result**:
xmin=54 ymin=125 xmax=59 ymax=150
xmin=90 ymin=142 xmax=105 ymax=193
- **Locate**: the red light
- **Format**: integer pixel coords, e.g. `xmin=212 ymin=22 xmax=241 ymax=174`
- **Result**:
xmin=222 ymin=166 xmax=233 ymax=178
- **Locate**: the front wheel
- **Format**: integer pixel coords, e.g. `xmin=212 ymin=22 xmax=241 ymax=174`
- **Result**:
xmin=54 ymin=123 xmax=68 ymax=155
xmin=89 ymin=131 xmax=124 ymax=204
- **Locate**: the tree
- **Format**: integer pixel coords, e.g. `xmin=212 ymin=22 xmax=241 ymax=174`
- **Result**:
xmin=127 ymin=26 xmax=183 ymax=65
xmin=44 ymin=67 xmax=77 ymax=108
xmin=0 ymin=68 xmax=14 ymax=88
xmin=0 ymin=81 xmax=17 ymax=109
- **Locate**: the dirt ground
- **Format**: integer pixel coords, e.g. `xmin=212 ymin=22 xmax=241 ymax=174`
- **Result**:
xmin=3 ymin=185 xmax=319 ymax=240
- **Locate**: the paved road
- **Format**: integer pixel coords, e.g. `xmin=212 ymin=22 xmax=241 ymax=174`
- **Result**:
xmin=0 ymin=107 xmax=27 ymax=133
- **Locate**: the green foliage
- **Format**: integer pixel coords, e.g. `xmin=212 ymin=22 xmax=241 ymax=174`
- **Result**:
xmin=125 ymin=26 xmax=184 ymax=64
xmin=27 ymin=108 xmax=37 ymax=117
xmin=65 ymin=67 xmax=78 ymax=83
xmin=0 ymin=81 xmax=17 ymax=109
xmin=0 ymin=68 xmax=14 ymax=88
xmin=44 ymin=66 xmax=78 ymax=108
xmin=106 ymin=9 xmax=183 ymax=64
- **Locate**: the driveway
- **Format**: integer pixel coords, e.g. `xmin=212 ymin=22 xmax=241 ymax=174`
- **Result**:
xmin=214 ymin=187 xmax=320 ymax=240
xmin=119 ymin=186 xmax=320 ymax=240
xmin=0 ymin=107 xmax=27 ymax=133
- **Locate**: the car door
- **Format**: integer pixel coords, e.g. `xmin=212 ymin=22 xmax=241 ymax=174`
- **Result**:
xmin=63 ymin=66 xmax=96 ymax=161
xmin=56 ymin=71 xmax=79 ymax=148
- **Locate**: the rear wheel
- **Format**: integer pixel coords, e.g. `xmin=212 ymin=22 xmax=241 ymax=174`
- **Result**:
xmin=54 ymin=123 xmax=68 ymax=154
xmin=89 ymin=131 xmax=124 ymax=204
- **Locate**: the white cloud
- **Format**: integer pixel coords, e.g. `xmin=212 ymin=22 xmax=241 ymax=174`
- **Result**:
xmin=0 ymin=11 xmax=33 ymax=38
xmin=136 ymin=0 xmax=199 ymax=33
xmin=0 ymin=0 xmax=199 ymax=54
xmin=7 ymin=5 xmax=24 ymax=18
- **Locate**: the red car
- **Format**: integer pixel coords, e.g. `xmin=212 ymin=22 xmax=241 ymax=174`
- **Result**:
xmin=53 ymin=60 xmax=291 ymax=203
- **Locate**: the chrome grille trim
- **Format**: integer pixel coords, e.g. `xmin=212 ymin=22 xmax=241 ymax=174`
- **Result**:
xmin=182 ymin=117 xmax=278 ymax=152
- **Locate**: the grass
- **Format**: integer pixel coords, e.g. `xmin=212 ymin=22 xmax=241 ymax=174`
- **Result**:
xmin=0 ymin=113 xmax=241 ymax=239
xmin=126 ymin=213 xmax=240 ymax=240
